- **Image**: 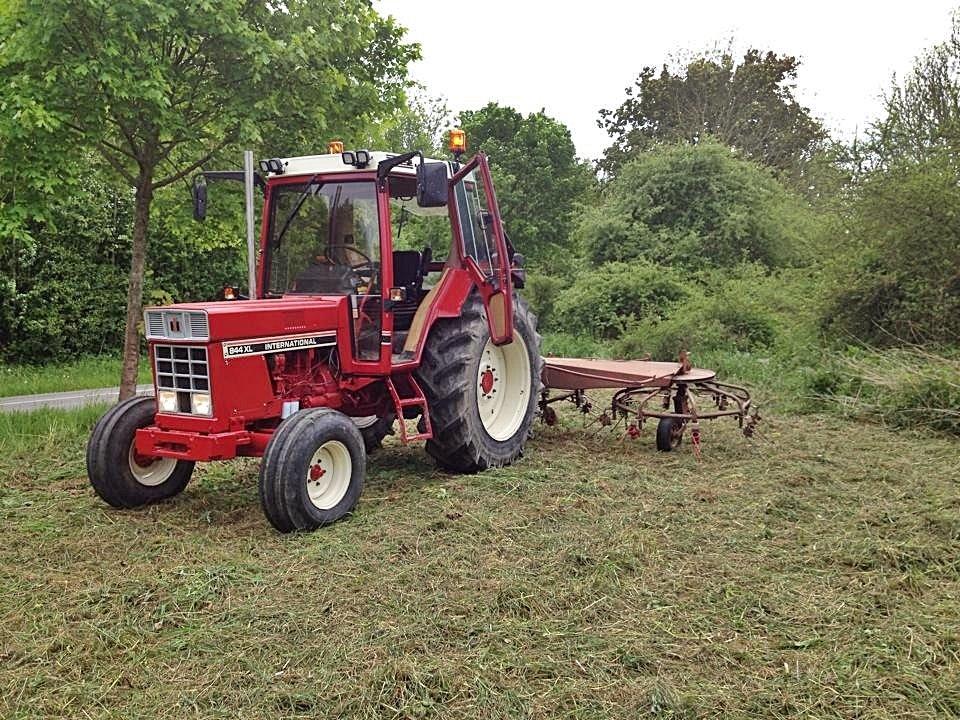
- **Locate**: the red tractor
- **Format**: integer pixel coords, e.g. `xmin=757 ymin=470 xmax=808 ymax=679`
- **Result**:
xmin=86 ymin=138 xmax=543 ymax=533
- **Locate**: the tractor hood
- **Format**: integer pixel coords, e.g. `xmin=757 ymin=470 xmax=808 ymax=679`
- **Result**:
xmin=144 ymin=297 xmax=345 ymax=343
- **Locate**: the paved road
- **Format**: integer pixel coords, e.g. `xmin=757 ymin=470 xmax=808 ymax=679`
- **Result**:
xmin=0 ymin=385 xmax=153 ymax=413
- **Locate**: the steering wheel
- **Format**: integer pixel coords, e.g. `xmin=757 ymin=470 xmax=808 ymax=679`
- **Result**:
xmin=324 ymin=243 xmax=376 ymax=289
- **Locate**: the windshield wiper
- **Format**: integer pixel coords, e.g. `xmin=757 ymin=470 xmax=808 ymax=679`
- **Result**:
xmin=274 ymin=174 xmax=319 ymax=248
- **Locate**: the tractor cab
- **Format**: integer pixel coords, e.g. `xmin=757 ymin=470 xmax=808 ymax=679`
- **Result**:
xmin=254 ymin=146 xmax=516 ymax=374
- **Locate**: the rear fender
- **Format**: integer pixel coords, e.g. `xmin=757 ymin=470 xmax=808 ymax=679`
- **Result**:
xmin=403 ymin=267 xmax=476 ymax=364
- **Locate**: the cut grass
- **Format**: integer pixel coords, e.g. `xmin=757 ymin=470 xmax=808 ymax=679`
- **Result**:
xmin=0 ymin=402 xmax=957 ymax=718
xmin=0 ymin=356 xmax=151 ymax=398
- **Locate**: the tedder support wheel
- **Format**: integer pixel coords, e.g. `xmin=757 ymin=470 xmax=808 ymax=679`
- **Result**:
xmin=258 ymin=408 xmax=366 ymax=533
xmin=415 ymin=293 xmax=543 ymax=473
xmin=86 ymin=395 xmax=194 ymax=508
xmin=352 ymin=413 xmax=396 ymax=453
xmin=656 ymin=417 xmax=684 ymax=452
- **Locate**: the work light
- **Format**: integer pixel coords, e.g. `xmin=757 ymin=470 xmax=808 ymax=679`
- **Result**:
xmin=449 ymin=128 xmax=467 ymax=157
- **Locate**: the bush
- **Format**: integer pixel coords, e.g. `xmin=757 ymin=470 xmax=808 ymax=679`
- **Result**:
xmin=523 ymin=274 xmax=564 ymax=330
xmin=552 ymin=261 xmax=689 ymax=340
xmin=820 ymin=152 xmax=960 ymax=346
xmin=0 ymin=178 xmax=247 ymax=363
xmin=612 ymin=271 xmax=779 ymax=359
xmin=579 ymin=140 xmax=814 ymax=271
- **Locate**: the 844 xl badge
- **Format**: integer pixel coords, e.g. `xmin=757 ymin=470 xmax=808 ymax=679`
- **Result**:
xmin=221 ymin=332 xmax=336 ymax=359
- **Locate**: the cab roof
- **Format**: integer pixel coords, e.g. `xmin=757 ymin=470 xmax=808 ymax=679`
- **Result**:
xmin=264 ymin=151 xmax=450 ymax=179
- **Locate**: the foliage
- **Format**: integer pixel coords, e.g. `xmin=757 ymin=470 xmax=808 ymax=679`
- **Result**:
xmin=0 ymin=0 xmax=418 ymax=393
xmin=599 ymin=47 xmax=826 ymax=178
xmin=0 ymin=176 xmax=131 ymax=360
xmin=579 ymin=140 xmax=812 ymax=272
xmin=522 ymin=274 xmax=565 ymax=330
xmin=376 ymin=85 xmax=452 ymax=157
xmin=820 ymin=151 xmax=960 ymax=346
xmin=613 ymin=267 xmax=779 ymax=359
xmin=552 ymin=261 xmax=689 ymax=340
xmin=0 ymin=173 xmax=249 ymax=363
xmin=0 ymin=0 xmax=418 ymax=182
xmin=871 ymin=11 xmax=960 ymax=164
xmin=459 ymin=103 xmax=593 ymax=272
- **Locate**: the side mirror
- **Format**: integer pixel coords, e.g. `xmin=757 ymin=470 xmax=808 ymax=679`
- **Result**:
xmin=416 ymin=162 xmax=447 ymax=208
xmin=192 ymin=176 xmax=207 ymax=221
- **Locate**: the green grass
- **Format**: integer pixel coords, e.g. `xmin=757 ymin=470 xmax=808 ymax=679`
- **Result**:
xmin=1 ymin=401 xmax=957 ymax=718
xmin=0 ymin=356 xmax=152 ymax=397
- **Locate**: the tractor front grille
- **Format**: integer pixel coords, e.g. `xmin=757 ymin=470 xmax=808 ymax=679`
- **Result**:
xmin=154 ymin=344 xmax=210 ymax=413
xmin=145 ymin=310 xmax=209 ymax=341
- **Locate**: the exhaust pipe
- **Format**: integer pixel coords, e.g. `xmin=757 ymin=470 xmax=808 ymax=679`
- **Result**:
xmin=243 ymin=149 xmax=257 ymax=299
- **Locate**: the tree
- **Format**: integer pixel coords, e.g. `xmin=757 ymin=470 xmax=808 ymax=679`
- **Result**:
xmin=598 ymin=47 xmax=826 ymax=178
xmin=459 ymin=103 xmax=593 ymax=272
xmin=0 ymin=0 xmax=417 ymax=396
xmin=376 ymin=85 xmax=452 ymax=157
xmin=871 ymin=11 xmax=960 ymax=164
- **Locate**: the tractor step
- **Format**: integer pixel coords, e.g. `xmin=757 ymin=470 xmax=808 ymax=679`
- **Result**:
xmin=385 ymin=375 xmax=432 ymax=443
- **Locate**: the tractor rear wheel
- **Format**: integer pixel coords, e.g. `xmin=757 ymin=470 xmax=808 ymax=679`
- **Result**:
xmin=87 ymin=396 xmax=194 ymax=508
xmin=258 ymin=408 xmax=365 ymax=533
xmin=353 ymin=413 xmax=396 ymax=453
xmin=416 ymin=294 xmax=543 ymax=473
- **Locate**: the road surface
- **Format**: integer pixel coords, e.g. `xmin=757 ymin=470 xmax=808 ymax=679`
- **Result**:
xmin=0 ymin=385 xmax=153 ymax=413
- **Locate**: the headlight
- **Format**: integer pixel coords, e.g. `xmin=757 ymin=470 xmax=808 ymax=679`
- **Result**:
xmin=157 ymin=390 xmax=178 ymax=413
xmin=190 ymin=392 xmax=212 ymax=416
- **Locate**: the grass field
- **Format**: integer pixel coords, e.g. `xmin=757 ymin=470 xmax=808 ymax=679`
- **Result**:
xmin=0 ymin=357 xmax=151 ymax=398
xmin=1 ymin=396 xmax=958 ymax=718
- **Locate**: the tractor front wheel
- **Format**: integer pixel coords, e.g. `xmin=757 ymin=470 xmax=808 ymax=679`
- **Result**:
xmin=258 ymin=408 xmax=365 ymax=533
xmin=416 ymin=294 xmax=543 ymax=473
xmin=86 ymin=396 xmax=194 ymax=508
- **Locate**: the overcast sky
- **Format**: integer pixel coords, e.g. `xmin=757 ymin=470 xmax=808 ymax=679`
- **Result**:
xmin=376 ymin=0 xmax=958 ymax=160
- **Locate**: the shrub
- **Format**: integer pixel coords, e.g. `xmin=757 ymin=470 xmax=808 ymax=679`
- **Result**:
xmin=612 ymin=271 xmax=779 ymax=359
xmin=579 ymin=140 xmax=813 ymax=271
xmin=0 ymin=178 xmax=247 ymax=363
xmin=820 ymin=152 xmax=960 ymax=346
xmin=523 ymin=274 xmax=564 ymax=330
xmin=552 ymin=261 xmax=689 ymax=340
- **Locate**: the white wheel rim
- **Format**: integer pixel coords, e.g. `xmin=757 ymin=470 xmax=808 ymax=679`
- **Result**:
xmin=477 ymin=333 xmax=531 ymax=442
xmin=127 ymin=444 xmax=177 ymax=487
xmin=352 ymin=415 xmax=378 ymax=429
xmin=305 ymin=440 xmax=352 ymax=510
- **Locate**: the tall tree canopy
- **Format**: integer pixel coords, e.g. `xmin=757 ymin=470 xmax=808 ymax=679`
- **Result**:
xmin=871 ymin=12 xmax=960 ymax=164
xmin=0 ymin=0 xmax=417 ymax=395
xmin=598 ymin=48 xmax=826 ymax=178
xmin=459 ymin=103 xmax=593 ymax=271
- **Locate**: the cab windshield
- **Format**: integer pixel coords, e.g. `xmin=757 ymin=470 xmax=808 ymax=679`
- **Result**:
xmin=266 ymin=180 xmax=379 ymax=296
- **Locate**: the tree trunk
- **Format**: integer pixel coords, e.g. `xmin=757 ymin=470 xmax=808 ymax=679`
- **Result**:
xmin=119 ymin=174 xmax=153 ymax=400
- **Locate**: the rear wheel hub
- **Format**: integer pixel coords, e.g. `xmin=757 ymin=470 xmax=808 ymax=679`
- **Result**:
xmin=477 ymin=334 xmax=531 ymax=442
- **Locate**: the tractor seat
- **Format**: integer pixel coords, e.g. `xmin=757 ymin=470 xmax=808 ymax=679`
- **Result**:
xmin=392 ymin=250 xmax=422 ymax=294
xmin=391 ymin=248 xmax=431 ymax=332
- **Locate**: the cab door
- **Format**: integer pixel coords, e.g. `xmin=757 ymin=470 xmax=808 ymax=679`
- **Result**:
xmin=448 ymin=153 xmax=513 ymax=345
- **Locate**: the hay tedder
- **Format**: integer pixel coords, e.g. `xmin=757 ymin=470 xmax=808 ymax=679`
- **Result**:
xmin=87 ymin=132 xmax=756 ymax=533
xmin=540 ymin=356 xmax=758 ymax=457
